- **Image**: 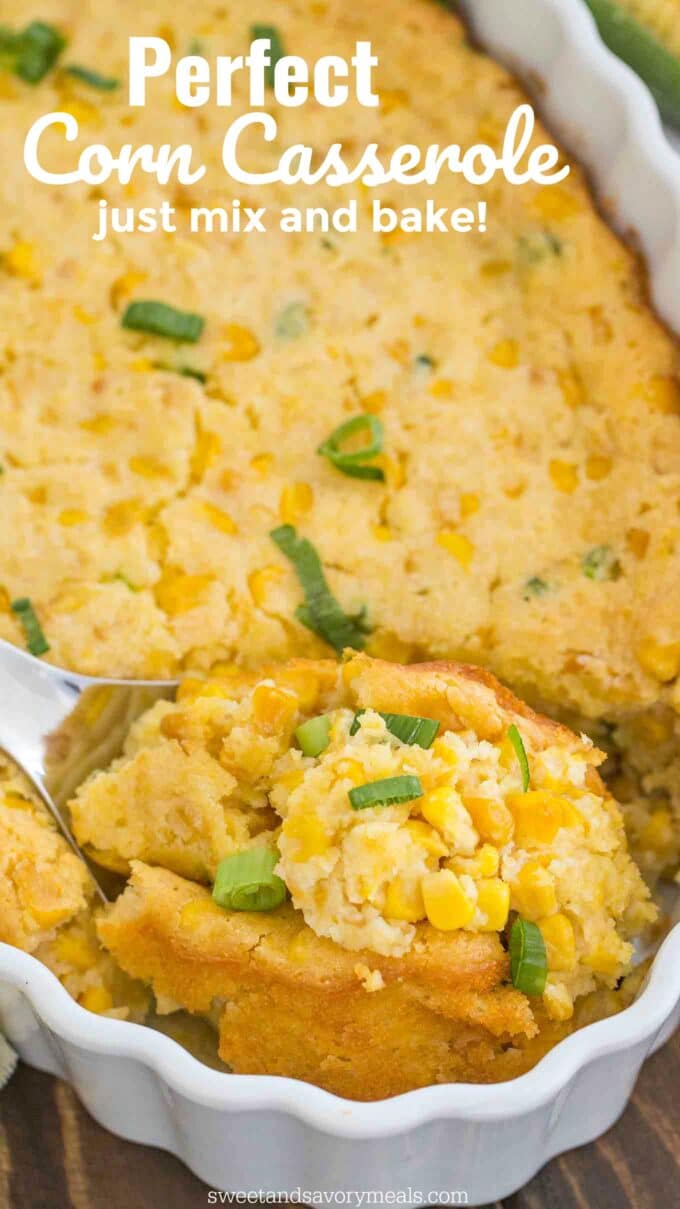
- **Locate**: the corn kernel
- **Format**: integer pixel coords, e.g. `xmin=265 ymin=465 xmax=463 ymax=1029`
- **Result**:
xmin=405 ymin=818 xmax=448 ymax=858
xmin=480 ymin=259 xmax=512 ymax=277
xmin=54 ymin=933 xmax=99 ymax=972
xmin=557 ymin=368 xmax=586 ymax=409
xmin=248 ymin=565 xmax=283 ymax=607
xmin=361 ymin=389 xmax=387 ymax=413
xmin=380 ymin=87 xmax=409 ymax=113
xmin=102 ymin=498 xmax=143 ymax=537
xmin=60 ymin=97 xmax=101 ymax=127
xmin=129 ymin=456 xmax=170 ymax=479
xmin=638 ymin=375 xmax=680 ymax=415
xmin=58 ymin=509 xmax=88 ymax=527
xmin=196 ymin=500 xmax=237 ymax=535
xmin=540 ymin=913 xmax=576 ymax=971
xmin=222 ymin=323 xmax=260 ymax=361
xmin=511 ymin=859 xmax=558 ymax=919
xmin=384 ymin=875 xmax=426 ymax=922
xmin=429 ymin=378 xmax=455 ymax=399
xmin=488 ymin=339 xmax=519 ymax=369
xmin=549 ymin=459 xmax=579 ymax=494
xmin=336 ymin=758 xmax=365 ymax=787
xmin=420 ymin=786 xmax=475 ymax=849
xmin=190 ymin=430 xmax=221 ymax=482
xmin=433 ymin=737 xmax=458 ymax=768
xmin=154 ymin=570 xmax=214 ymax=616
xmin=421 ymin=868 xmax=475 ymax=931
xmin=176 ymin=678 xmax=227 ymax=703
xmin=110 ymin=270 xmax=148 ymax=310
xmin=626 ymin=528 xmax=650 ymax=559
xmin=284 ymin=812 xmax=330 ymax=861
xmin=274 ymin=666 xmax=319 ymax=710
xmin=449 ymin=843 xmax=500 ymax=878
xmin=437 ymin=530 xmax=474 ymax=570
xmin=476 ymin=878 xmax=511 ymax=931
xmin=250 ymin=452 xmax=274 ymax=475
xmin=280 ymin=482 xmax=314 ymax=525
xmin=583 ymin=938 xmax=628 ymax=978
xmin=80 ymin=413 xmax=115 ymax=435
xmin=531 ymin=186 xmax=580 ymax=220
xmin=636 ymin=638 xmax=680 ymax=682
xmin=543 ymin=979 xmax=574 ymax=1021
xmin=372 ymin=525 xmax=393 ymax=542
xmin=80 ymin=986 xmax=114 ymax=1015
xmin=639 ymin=809 xmax=674 ymax=854
xmin=460 ymin=492 xmax=480 ymax=518
xmin=4 ymin=241 xmax=41 ymax=283
xmin=507 ymin=791 xmax=584 ymax=846
xmin=464 ymin=796 xmax=514 ymax=846
xmin=73 ymin=304 xmax=97 ymax=325
xmin=131 ymin=357 xmax=153 ymax=373
xmin=252 ymin=683 xmax=298 ymax=733
xmin=585 ymin=455 xmax=612 ymax=481
xmin=179 ymin=899 xmax=223 ymax=929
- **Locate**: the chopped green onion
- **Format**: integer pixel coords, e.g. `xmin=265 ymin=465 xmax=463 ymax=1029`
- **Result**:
xmin=65 ymin=64 xmax=120 ymax=90
xmin=270 ymin=524 xmax=368 ymax=653
xmin=522 ymin=576 xmax=550 ymax=600
xmin=583 ymin=0 xmax=680 ymax=126
xmin=122 ymin=301 xmax=204 ymax=343
xmin=275 ymin=301 xmax=307 ymax=340
xmin=250 ymin=24 xmax=285 ymax=88
xmin=581 ymin=545 xmax=621 ymax=581
xmin=153 ymin=361 xmax=207 ymax=383
xmin=414 ymin=353 xmax=436 ymax=370
xmin=517 ymin=230 xmax=562 ymax=263
xmin=507 ymin=724 xmax=530 ymax=792
xmin=11 ymin=597 xmax=50 ymax=656
xmin=6 ymin=21 xmax=66 ymax=84
xmin=349 ymin=710 xmax=439 ymax=749
xmin=349 ymin=774 xmax=423 ymax=811
xmin=213 ymin=848 xmax=287 ymax=912
xmin=317 ymin=414 xmax=385 ymax=482
xmin=295 ymin=714 xmax=331 ymax=757
xmin=510 ymin=917 xmax=547 ymax=996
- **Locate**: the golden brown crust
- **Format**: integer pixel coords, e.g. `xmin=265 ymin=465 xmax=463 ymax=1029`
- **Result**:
xmin=97 ymin=861 xmax=540 ymax=1098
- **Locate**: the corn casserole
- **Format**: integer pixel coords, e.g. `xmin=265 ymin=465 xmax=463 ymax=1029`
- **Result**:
xmin=0 ymin=0 xmax=676 ymax=1095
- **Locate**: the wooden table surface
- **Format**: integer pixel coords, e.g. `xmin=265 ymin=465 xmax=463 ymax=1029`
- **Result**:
xmin=1 ymin=1031 xmax=678 ymax=1209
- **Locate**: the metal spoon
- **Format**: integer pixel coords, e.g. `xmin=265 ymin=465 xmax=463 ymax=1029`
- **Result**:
xmin=0 ymin=639 xmax=177 ymax=901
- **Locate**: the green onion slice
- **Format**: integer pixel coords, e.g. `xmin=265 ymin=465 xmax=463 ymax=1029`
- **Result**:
xmin=349 ymin=774 xmax=423 ymax=811
xmin=507 ymin=724 xmax=530 ymax=792
xmin=295 ymin=714 xmax=331 ymax=757
xmin=8 ymin=21 xmax=65 ymax=84
xmin=270 ymin=524 xmax=368 ymax=653
xmin=212 ymin=848 xmax=287 ymax=912
xmin=121 ymin=301 xmax=204 ymax=344
xmin=510 ymin=917 xmax=548 ymax=996
xmin=581 ymin=545 xmax=621 ymax=582
xmin=250 ymin=24 xmax=285 ymax=88
xmin=65 ymin=64 xmax=120 ymax=90
xmin=522 ymin=576 xmax=549 ymax=600
xmin=317 ymin=415 xmax=385 ymax=482
xmin=349 ymin=710 xmax=439 ymax=749
xmin=11 ymin=597 xmax=50 ymax=656
xmin=153 ymin=361 xmax=207 ymax=383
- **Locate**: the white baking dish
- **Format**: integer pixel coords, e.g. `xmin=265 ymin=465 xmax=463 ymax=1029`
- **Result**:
xmin=1 ymin=0 xmax=680 ymax=1201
